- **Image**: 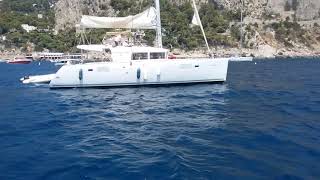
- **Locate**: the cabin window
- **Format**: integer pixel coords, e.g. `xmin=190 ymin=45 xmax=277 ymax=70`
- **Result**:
xmin=150 ymin=52 xmax=165 ymax=59
xmin=132 ymin=53 xmax=148 ymax=60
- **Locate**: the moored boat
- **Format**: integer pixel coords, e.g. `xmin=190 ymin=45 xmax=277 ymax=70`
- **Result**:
xmin=230 ymin=56 xmax=253 ymax=62
xmin=7 ymin=57 xmax=32 ymax=64
xmin=50 ymin=46 xmax=229 ymax=88
xmin=23 ymin=0 xmax=230 ymax=88
xmin=49 ymin=0 xmax=229 ymax=88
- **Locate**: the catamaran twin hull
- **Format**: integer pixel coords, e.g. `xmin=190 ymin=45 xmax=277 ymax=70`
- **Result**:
xmin=49 ymin=58 xmax=229 ymax=88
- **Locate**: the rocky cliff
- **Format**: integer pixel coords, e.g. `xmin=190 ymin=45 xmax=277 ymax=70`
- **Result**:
xmin=55 ymin=0 xmax=320 ymax=30
xmin=55 ymin=0 xmax=115 ymax=31
xmin=54 ymin=0 xmax=320 ymax=57
xmin=212 ymin=0 xmax=320 ymax=20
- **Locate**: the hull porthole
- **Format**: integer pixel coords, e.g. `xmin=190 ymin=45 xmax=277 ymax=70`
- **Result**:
xmin=79 ymin=69 xmax=83 ymax=81
xmin=137 ymin=68 xmax=141 ymax=79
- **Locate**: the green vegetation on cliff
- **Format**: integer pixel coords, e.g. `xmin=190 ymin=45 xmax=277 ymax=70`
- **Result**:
xmin=109 ymin=0 xmax=239 ymax=50
xmin=0 ymin=0 xmax=241 ymax=52
xmin=269 ymin=18 xmax=313 ymax=47
xmin=0 ymin=0 xmax=77 ymax=52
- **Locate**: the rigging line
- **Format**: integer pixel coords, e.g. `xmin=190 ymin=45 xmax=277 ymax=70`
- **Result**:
xmin=192 ymin=0 xmax=211 ymax=53
xmin=83 ymin=30 xmax=90 ymax=45
xmin=139 ymin=0 xmax=143 ymax=13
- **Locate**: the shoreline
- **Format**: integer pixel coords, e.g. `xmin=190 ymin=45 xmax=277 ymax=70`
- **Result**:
xmin=171 ymin=46 xmax=320 ymax=59
xmin=1 ymin=48 xmax=320 ymax=60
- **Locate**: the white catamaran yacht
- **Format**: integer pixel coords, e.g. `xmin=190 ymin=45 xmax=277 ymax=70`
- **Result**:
xmin=40 ymin=0 xmax=230 ymax=88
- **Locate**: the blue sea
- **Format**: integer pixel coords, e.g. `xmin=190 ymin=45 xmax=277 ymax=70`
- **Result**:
xmin=0 ymin=58 xmax=319 ymax=180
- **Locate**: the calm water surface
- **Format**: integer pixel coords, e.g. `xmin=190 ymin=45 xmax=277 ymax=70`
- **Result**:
xmin=0 ymin=59 xmax=319 ymax=180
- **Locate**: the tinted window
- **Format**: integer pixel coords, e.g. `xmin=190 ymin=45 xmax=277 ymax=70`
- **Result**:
xmin=150 ymin=52 xmax=165 ymax=59
xmin=132 ymin=53 xmax=148 ymax=60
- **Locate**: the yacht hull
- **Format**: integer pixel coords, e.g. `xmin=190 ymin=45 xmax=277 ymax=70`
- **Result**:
xmin=49 ymin=58 xmax=229 ymax=88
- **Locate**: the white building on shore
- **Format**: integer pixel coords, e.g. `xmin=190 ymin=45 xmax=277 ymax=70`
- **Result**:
xmin=21 ymin=24 xmax=37 ymax=33
xmin=33 ymin=52 xmax=64 ymax=60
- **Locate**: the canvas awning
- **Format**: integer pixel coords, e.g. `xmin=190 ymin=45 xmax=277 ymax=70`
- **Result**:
xmin=80 ymin=7 xmax=157 ymax=29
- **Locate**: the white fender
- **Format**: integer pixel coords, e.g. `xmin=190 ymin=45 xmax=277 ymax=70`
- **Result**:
xmin=143 ymin=69 xmax=148 ymax=80
xmin=156 ymin=68 xmax=161 ymax=76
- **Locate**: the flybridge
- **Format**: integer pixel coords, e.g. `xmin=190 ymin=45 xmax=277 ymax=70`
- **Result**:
xmin=76 ymin=45 xmax=169 ymax=63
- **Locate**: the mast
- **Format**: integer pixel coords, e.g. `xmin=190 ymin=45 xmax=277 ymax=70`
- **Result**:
xmin=155 ymin=0 xmax=162 ymax=48
xmin=240 ymin=0 xmax=243 ymax=51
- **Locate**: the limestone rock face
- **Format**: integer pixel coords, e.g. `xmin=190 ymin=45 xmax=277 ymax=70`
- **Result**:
xmin=266 ymin=0 xmax=320 ymax=20
xmin=54 ymin=0 xmax=114 ymax=31
xmin=53 ymin=0 xmax=320 ymax=57
xmin=55 ymin=0 xmax=320 ymax=30
xmin=295 ymin=0 xmax=320 ymax=20
xmin=213 ymin=0 xmax=320 ymax=20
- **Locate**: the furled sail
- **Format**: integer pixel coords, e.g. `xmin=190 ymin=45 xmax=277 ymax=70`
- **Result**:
xmin=191 ymin=13 xmax=200 ymax=26
xmin=80 ymin=7 xmax=157 ymax=29
xmin=191 ymin=0 xmax=210 ymax=53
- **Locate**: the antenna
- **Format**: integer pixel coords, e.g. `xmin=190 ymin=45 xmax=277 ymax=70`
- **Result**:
xmin=240 ymin=0 xmax=243 ymax=51
xmin=154 ymin=0 xmax=163 ymax=48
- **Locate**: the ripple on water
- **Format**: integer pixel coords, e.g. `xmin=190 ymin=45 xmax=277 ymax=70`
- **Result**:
xmin=0 ymin=60 xmax=320 ymax=179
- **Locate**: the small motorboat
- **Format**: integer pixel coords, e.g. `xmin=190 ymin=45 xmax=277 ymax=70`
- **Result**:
xmin=230 ymin=56 xmax=253 ymax=62
xmin=20 ymin=74 xmax=56 ymax=84
xmin=7 ymin=57 xmax=32 ymax=64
